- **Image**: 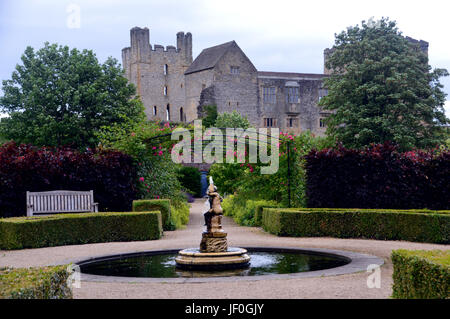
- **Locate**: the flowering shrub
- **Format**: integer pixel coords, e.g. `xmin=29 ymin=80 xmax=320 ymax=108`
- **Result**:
xmin=305 ymin=142 xmax=450 ymax=209
xmin=0 ymin=142 xmax=137 ymax=217
xmin=98 ymin=120 xmax=188 ymax=202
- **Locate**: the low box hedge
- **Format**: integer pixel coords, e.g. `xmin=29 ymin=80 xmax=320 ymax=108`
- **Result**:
xmin=132 ymin=199 xmax=172 ymax=230
xmin=254 ymin=202 xmax=280 ymax=227
xmin=0 ymin=265 xmax=72 ymax=299
xmin=261 ymin=208 xmax=450 ymax=244
xmin=392 ymin=249 xmax=449 ymax=299
xmin=0 ymin=211 xmax=162 ymax=250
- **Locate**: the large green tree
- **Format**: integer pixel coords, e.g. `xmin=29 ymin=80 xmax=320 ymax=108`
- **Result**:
xmin=0 ymin=42 xmax=145 ymax=149
xmin=214 ymin=110 xmax=251 ymax=129
xmin=321 ymin=18 xmax=449 ymax=151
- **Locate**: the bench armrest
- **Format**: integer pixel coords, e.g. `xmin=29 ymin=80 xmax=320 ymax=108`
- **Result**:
xmin=93 ymin=202 xmax=99 ymax=212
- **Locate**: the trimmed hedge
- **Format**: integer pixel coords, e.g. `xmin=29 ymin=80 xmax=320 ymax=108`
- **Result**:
xmin=132 ymin=199 xmax=172 ymax=230
xmin=0 ymin=265 xmax=72 ymax=299
xmin=222 ymin=195 xmax=278 ymax=227
xmin=392 ymin=249 xmax=449 ymax=299
xmin=254 ymin=201 xmax=280 ymax=227
xmin=261 ymin=208 xmax=450 ymax=244
xmin=0 ymin=211 xmax=162 ymax=250
xmin=0 ymin=142 xmax=138 ymax=218
xmin=305 ymin=143 xmax=450 ymax=210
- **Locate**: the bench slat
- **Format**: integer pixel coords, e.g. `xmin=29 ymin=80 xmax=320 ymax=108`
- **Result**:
xmin=26 ymin=190 xmax=97 ymax=217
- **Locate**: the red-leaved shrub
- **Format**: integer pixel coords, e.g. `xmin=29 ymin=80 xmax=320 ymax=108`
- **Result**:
xmin=0 ymin=142 xmax=138 ymax=217
xmin=305 ymin=142 xmax=450 ymax=209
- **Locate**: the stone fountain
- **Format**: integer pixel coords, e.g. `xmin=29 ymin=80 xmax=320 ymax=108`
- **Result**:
xmin=175 ymin=177 xmax=250 ymax=270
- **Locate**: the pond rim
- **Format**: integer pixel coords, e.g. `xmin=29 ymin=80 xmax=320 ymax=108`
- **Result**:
xmin=74 ymin=246 xmax=384 ymax=283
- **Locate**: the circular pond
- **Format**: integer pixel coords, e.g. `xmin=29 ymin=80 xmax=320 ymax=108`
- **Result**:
xmin=78 ymin=247 xmax=351 ymax=278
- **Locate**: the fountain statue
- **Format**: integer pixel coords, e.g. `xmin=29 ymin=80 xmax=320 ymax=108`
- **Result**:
xmin=175 ymin=177 xmax=250 ymax=270
xmin=200 ymin=177 xmax=226 ymax=252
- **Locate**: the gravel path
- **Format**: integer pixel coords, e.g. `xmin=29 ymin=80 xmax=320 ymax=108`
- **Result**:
xmin=0 ymin=199 xmax=448 ymax=299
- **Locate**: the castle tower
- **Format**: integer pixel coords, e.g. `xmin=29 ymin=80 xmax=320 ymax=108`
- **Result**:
xmin=177 ymin=31 xmax=193 ymax=65
xmin=122 ymin=27 xmax=192 ymax=121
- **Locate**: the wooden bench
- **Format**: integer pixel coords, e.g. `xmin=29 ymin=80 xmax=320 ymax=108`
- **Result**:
xmin=26 ymin=190 xmax=99 ymax=217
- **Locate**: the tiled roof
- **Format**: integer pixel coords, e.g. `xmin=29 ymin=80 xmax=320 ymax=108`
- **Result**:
xmin=258 ymin=71 xmax=326 ymax=79
xmin=185 ymin=41 xmax=235 ymax=75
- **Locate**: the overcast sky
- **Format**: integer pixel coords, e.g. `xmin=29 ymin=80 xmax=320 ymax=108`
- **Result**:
xmin=1 ymin=0 xmax=449 ymax=116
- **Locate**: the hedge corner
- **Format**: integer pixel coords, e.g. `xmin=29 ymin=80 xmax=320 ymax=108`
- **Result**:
xmin=391 ymin=249 xmax=449 ymax=299
xmin=132 ymin=199 xmax=172 ymax=230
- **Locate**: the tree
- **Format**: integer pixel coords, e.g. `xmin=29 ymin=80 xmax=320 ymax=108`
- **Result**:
xmin=320 ymin=18 xmax=449 ymax=151
xmin=201 ymin=105 xmax=218 ymax=128
xmin=0 ymin=43 xmax=145 ymax=149
xmin=214 ymin=110 xmax=251 ymax=129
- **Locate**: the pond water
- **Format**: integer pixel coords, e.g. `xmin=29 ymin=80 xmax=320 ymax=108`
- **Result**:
xmin=79 ymin=249 xmax=350 ymax=278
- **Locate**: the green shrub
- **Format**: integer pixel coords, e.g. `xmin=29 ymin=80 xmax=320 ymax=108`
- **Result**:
xmin=392 ymin=250 xmax=449 ymax=299
xmin=0 ymin=265 xmax=72 ymax=299
xmin=132 ymin=199 xmax=190 ymax=230
xmin=170 ymin=200 xmax=190 ymax=229
xmin=261 ymin=208 xmax=450 ymax=244
xmin=222 ymin=195 xmax=278 ymax=226
xmin=178 ymin=166 xmax=201 ymax=197
xmin=133 ymin=199 xmax=172 ymax=230
xmin=200 ymin=105 xmax=218 ymax=128
xmin=0 ymin=211 xmax=162 ymax=250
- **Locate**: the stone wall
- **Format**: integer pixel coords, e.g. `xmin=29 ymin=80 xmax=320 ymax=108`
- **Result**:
xmin=185 ymin=69 xmax=215 ymax=122
xmin=257 ymin=73 xmax=327 ymax=136
xmin=208 ymin=44 xmax=260 ymax=126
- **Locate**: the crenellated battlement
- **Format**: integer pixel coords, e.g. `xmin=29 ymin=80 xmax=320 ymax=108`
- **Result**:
xmin=122 ymin=27 xmax=192 ymax=65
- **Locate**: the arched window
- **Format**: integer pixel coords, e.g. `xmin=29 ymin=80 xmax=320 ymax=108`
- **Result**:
xmin=163 ymin=86 xmax=168 ymax=96
xmin=153 ymin=106 xmax=157 ymax=116
xmin=166 ymin=104 xmax=170 ymax=121
xmin=180 ymin=107 xmax=184 ymax=122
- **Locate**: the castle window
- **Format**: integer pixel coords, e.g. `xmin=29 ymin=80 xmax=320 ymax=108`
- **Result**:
xmin=166 ymin=104 xmax=170 ymax=121
xmin=164 ymin=86 xmax=168 ymax=96
xmin=264 ymin=118 xmax=276 ymax=128
xmin=319 ymin=118 xmax=327 ymax=128
xmin=230 ymin=66 xmax=240 ymax=75
xmin=153 ymin=106 xmax=157 ymax=116
xmin=286 ymin=87 xmax=299 ymax=104
xmin=263 ymin=87 xmax=276 ymax=103
xmin=288 ymin=118 xmax=294 ymax=128
xmin=164 ymin=64 xmax=168 ymax=75
xmin=180 ymin=107 xmax=184 ymax=122
xmin=318 ymin=88 xmax=328 ymax=102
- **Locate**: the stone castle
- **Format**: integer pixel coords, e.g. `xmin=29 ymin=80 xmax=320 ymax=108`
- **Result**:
xmin=122 ymin=27 xmax=429 ymax=136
